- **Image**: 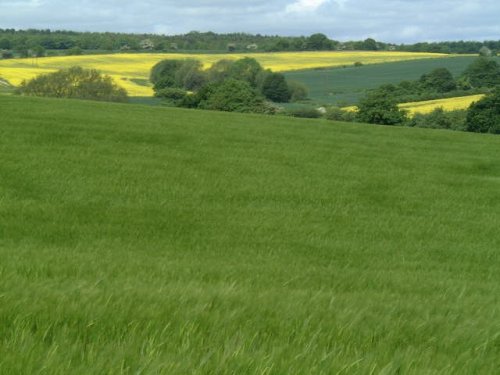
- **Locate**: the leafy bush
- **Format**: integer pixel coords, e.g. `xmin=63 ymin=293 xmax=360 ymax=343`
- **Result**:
xmin=419 ymin=68 xmax=457 ymax=93
xmin=261 ymin=72 xmax=291 ymax=102
xmin=18 ymin=66 xmax=127 ymax=102
xmin=287 ymin=107 xmax=321 ymax=118
xmin=154 ymin=87 xmax=187 ymax=101
xmin=357 ymin=92 xmax=407 ymax=125
xmin=465 ymin=88 xmax=500 ymax=134
xmin=198 ymin=79 xmax=265 ymax=113
xmin=288 ymin=80 xmax=309 ymax=102
xmin=324 ymin=106 xmax=358 ymax=122
xmin=462 ymin=57 xmax=500 ymax=88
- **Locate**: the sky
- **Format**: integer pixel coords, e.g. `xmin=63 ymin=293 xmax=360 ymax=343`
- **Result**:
xmin=1 ymin=0 xmax=499 ymax=43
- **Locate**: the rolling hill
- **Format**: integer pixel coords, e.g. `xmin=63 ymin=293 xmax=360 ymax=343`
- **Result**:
xmin=1 ymin=95 xmax=499 ymax=374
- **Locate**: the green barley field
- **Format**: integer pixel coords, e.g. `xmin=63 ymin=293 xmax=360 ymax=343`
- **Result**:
xmin=1 ymin=96 xmax=499 ymax=374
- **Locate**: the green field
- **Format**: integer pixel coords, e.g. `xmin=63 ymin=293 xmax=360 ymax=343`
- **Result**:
xmin=1 ymin=96 xmax=500 ymax=374
xmin=284 ymin=56 xmax=500 ymax=105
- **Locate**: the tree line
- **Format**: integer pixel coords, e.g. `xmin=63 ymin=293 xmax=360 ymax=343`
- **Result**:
xmin=1 ymin=29 xmax=499 ymax=58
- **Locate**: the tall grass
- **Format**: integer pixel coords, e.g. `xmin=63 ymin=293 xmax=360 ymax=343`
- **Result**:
xmin=1 ymin=96 xmax=499 ymax=373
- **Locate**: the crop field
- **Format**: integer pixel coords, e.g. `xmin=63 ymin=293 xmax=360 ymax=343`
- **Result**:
xmin=1 ymin=95 xmax=500 ymax=374
xmin=0 ymin=51 xmax=449 ymax=96
xmin=400 ymin=94 xmax=486 ymax=115
xmin=342 ymin=94 xmax=486 ymax=116
xmin=284 ymin=56 xmax=498 ymax=105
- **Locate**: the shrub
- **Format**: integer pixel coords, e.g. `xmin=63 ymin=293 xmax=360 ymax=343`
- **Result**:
xmin=419 ymin=68 xmax=457 ymax=93
xmin=261 ymin=72 xmax=291 ymax=102
xmin=198 ymin=79 xmax=265 ymax=113
xmin=325 ymin=106 xmax=345 ymax=121
xmin=288 ymin=81 xmax=309 ymax=102
xmin=154 ymin=87 xmax=188 ymax=101
xmin=287 ymin=107 xmax=321 ymax=118
xmin=18 ymin=66 xmax=127 ymax=102
xmin=357 ymin=92 xmax=407 ymax=125
xmin=465 ymin=88 xmax=500 ymax=134
xmin=325 ymin=106 xmax=358 ymax=122
xmin=462 ymin=57 xmax=500 ymax=88
xmin=407 ymin=109 xmax=468 ymax=131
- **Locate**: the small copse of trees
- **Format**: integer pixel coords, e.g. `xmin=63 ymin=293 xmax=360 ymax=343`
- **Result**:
xmin=18 ymin=66 xmax=128 ymax=102
xmin=151 ymin=57 xmax=308 ymax=113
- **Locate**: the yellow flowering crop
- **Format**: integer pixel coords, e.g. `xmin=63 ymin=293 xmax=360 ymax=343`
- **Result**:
xmin=341 ymin=94 xmax=484 ymax=117
xmin=0 ymin=51 xmax=450 ymax=97
xmin=399 ymin=94 xmax=485 ymax=116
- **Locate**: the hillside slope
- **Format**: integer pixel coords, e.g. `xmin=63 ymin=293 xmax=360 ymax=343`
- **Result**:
xmin=0 ymin=96 xmax=499 ymax=374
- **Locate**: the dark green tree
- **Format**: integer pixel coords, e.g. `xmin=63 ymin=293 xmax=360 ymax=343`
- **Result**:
xmin=462 ymin=57 xmax=500 ymax=88
xmin=261 ymin=72 xmax=291 ymax=102
xmin=361 ymin=38 xmax=378 ymax=51
xmin=357 ymin=91 xmax=407 ymax=125
xmin=419 ymin=68 xmax=457 ymax=93
xmin=228 ymin=57 xmax=263 ymax=87
xmin=206 ymin=59 xmax=234 ymax=83
xmin=306 ymin=33 xmax=334 ymax=50
xmin=465 ymin=88 xmax=500 ymax=134
xmin=150 ymin=59 xmax=183 ymax=88
xmin=199 ymin=79 xmax=264 ymax=112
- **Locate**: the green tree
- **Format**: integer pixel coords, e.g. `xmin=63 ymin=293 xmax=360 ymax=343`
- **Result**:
xmin=228 ymin=57 xmax=263 ymax=87
xmin=261 ymin=72 xmax=291 ymax=102
xmin=462 ymin=57 xmax=500 ymax=88
xmin=419 ymin=68 xmax=456 ymax=93
xmin=465 ymin=88 xmax=500 ymax=134
xmin=174 ymin=59 xmax=205 ymax=90
xmin=18 ymin=66 xmax=127 ymax=102
xmin=199 ymin=79 xmax=264 ymax=112
xmin=306 ymin=33 xmax=333 ymax=50
xmin=361 ymin=38 xmax=378 ymax=51
xmin=0 ymin=38 xmax=12 ymax=49
xmin=206 ymin=59 xmax=234 ymax=83
xmin=288 ymin=80 xmax=309 ymax=102
xmin=357 ymin=91 xmax=407 ymax=125
xmin=150 ymin=59 xmax=183 ymax=89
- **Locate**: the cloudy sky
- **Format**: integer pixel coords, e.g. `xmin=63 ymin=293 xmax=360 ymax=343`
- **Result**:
xmin=1 ymin=0 xmax=499 ymax=43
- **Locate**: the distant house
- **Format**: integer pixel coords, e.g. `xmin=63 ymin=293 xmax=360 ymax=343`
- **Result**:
xmin=246 ymin=43 xmax=258 ymax=50
xmin=170 ymin=43 xmax=178 ymax=50
xmin=227 ymin=43 xmax=237 ymax=52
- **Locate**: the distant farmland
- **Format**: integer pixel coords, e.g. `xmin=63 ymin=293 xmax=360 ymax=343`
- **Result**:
xmin=342 ymin=94 xmax=486 ymax=116
xmin=400 ymin=94 xmax=486 ymax=115
xmin=0 ymin=51 xmax=450 ymax=96
xmin=284 ymin=56 xmax=499 ymax=105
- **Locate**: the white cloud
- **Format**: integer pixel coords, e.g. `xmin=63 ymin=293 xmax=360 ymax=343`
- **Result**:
xmin=0 ymin=0 xmax=499 ymax=43
xmin=286 ymin=0 xmax=329 ymax=13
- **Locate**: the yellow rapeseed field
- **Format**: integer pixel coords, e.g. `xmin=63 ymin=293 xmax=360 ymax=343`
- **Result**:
xmin=342 ymin=94 xmax=485 ymax=116
xmin=399 ymin=94 xmax=485 ymax=115
xmin=0 ymin=51 xmax=449 ymax=96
